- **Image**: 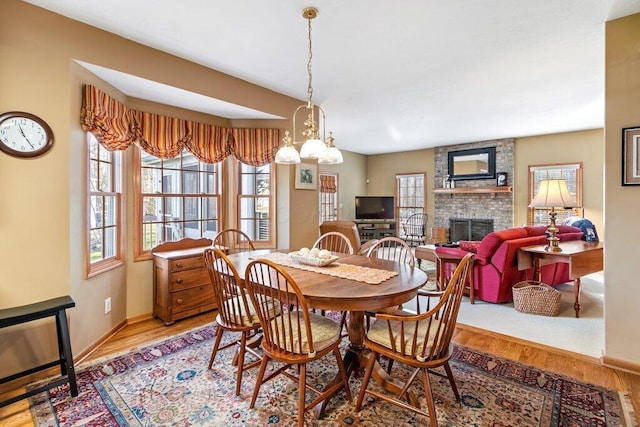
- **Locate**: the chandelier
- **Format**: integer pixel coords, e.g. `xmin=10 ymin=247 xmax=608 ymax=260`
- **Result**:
xmin=275 ymin=7 xmax=343 ymax=165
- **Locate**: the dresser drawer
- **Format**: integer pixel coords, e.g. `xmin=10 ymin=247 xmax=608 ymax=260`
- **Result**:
xmin=172 ymin=285 xmax=214 ymax=314
xmin=170 ymin=256 xmax=204 ymax=272
xmin=171 ymin=268 xmax=210 ymax=291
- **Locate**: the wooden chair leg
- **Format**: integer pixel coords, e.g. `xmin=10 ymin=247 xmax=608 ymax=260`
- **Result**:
xmin=250 ymin=356 xmax=269 ymax=409
xmin=443 ymin=361 xmax=460 ymax=400
xmin=208 ymin=327 xmax=225 ymax=369
xmin=355 ymin=351 xmax=378 ymax=411
xmin=297 ymin=363 xmax=307 ymax=427
xmin=235 ymin=332 xmax=247 ymax=396
xmin=420 ymin=367 xmax=438 ymax=427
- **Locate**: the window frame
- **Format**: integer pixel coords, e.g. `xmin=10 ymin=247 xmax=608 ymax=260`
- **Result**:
xmin=86 ymin=132 xmax=124 ymax=278
xmin=396 ymin=173 xmax=427 ymax=228
xmin=319 ymin=172 xmax=339 ymax=224
xmin=527 ymin=162 xmax=583 ymax=226
xmin=133 ymin=147 xmax=224 ymax=260
xmin=235 ymin=160 xmax=276 ymax=248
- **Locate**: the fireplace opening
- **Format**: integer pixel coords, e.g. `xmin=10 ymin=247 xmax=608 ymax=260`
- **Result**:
xmin=449 ymin=219 xmax=494 ymax=242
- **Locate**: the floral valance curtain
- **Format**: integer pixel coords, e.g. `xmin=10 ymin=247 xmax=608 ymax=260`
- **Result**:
xmin=81 ymin=85 xmax=280 ymax=164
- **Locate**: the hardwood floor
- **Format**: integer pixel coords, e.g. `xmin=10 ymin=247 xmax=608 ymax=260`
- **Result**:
xmin=2 ymin=311 xmax=639 ymax=426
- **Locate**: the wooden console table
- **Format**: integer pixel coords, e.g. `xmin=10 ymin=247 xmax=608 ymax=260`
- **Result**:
xmin=517 ymin=241 xmax=603 ymax=318
xmin=0 ymin=296 xmax=78 ymax=408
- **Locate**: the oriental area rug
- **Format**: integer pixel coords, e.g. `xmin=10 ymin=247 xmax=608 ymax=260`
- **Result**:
xmin=29 ymin=322 xmax=637 ymax=426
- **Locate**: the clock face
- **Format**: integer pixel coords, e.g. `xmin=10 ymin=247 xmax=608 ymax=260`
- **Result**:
xmin=0 ymin=112 xmax=54 ymax=158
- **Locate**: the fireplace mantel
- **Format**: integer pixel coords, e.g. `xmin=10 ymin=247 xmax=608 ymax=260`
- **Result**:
xmin=434 ymin=186 xmax=512 ymax=198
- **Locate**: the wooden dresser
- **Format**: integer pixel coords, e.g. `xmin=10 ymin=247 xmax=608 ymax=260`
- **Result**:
xmin=152 ymin=238 xmax=216 ymax=325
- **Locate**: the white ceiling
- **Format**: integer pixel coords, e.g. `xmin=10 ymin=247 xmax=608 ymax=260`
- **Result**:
xmin=24 ymin=0 xmax=640 ymax=155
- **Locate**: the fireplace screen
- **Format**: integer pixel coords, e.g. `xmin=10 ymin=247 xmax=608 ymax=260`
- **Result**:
xmin=449 ymin=219 xmax=494 ymax=242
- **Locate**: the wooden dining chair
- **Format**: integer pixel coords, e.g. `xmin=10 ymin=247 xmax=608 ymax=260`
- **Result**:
xmin=312 ymin=231 xmax=354 ymax=329
xmin=366 ymin=236 xmax=416 ymax=267
xmin=355 ymin=253 xmax=474 ymax=427
xmin=244 ymin=258 xmax=352 ymax=427
xmin=213 ymin=228 xmax=255 ymax=255
xmin=312 ymin=231 xmax=355 ymax=255
xmin=203 ymin=248 xmax=266 ymax=396
xmin=364 ymin=236 xmax=417 ymax=329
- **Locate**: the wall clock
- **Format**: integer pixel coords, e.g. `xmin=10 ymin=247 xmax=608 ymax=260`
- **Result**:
xmin=0 ymin=111 xmax=54 ymax=158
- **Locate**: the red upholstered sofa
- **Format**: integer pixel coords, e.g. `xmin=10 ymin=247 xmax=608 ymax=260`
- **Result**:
xmin=435 ymin=225 xmax=584 ymax=303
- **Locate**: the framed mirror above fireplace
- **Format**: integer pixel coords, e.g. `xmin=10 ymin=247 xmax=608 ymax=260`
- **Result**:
xmin=447 ymin=146 xmax=496 ymax=181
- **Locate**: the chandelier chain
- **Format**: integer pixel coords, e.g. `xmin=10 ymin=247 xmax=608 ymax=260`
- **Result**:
xmin=307 ymin=15 xmax=313 ymax=105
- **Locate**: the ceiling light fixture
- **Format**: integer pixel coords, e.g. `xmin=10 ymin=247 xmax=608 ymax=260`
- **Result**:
xmin=274 ymin=7 xmax=343 ymax=165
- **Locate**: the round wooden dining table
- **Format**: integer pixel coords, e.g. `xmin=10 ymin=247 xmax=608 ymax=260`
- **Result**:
xmin=225 ymin=249 xmax=428 ymax=418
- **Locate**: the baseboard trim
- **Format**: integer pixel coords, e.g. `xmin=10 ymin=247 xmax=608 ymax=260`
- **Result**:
xmin=602 ymin=355 xmax=640 ymax=375
xmin=74 ymin=319 xmax=129 ymax=365
xmin=455 ymin=322 xmax=603 ymax=365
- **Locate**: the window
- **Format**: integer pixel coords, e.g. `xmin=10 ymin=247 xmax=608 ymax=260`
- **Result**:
xmin=135 ymin=149 xmax=222 ymax=259
xmin=237 ymin=162 xmax=275 ymax=247
xmin=319 ymin=173 xmax=338 ymax=223
xmin=528 ymin=163 xmax=583 ymax=226
xmin=87 ymin=132 xmax=123 ymax=276
xmin=396 ymin=173 xmax=426 ymax=224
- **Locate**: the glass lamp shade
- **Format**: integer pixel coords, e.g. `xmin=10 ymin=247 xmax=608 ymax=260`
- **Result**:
xmin=299 ymin=138 xmax=327 ymax=159
xmin=318 ymin=146 xmax=343 ymax=164
xmin=274 ymin=145 xmax=301 ymax=164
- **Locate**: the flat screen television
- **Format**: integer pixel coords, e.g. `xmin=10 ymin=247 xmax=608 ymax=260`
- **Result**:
xmin=355 ymin=196 xmax=395 ymax=220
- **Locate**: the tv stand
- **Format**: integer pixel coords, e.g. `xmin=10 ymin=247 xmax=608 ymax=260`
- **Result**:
xmin=355 ymin=220 xmax=396 ymax=242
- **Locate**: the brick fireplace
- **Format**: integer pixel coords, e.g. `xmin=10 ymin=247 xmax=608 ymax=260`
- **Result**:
xmin=434 ymin=138 xmax=514 ymax=236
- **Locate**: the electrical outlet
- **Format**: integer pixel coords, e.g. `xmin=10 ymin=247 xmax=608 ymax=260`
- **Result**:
xmin=105 ymin=297 xmax=111 ymax=314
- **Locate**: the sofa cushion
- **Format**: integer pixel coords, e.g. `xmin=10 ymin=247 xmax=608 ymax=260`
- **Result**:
xmin=524 ymin=226 xmax=548 ymax=237
xmin=476 ymin=228 xmax=527 ymax=262
xmin=459 ymin=240 xmax=481 ymax=253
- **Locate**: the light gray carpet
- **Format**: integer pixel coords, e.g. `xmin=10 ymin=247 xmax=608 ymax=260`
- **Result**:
xmin=413 ymin=260 xmax=604 ymax=358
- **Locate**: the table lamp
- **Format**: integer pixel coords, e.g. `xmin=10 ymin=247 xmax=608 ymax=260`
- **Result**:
xmin=529 ymin=179 xmax=576 ymax=252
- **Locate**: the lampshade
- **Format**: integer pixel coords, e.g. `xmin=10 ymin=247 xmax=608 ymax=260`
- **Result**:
xmin=318 ymin=132 xmax=343 ymax=164
xmin=299 ymin=137 xmax=327 ymax=159
xmin=529 ymin=179 xmax=576 ymax=208
xmin=274 ymin=131 xmax=300 ymax=164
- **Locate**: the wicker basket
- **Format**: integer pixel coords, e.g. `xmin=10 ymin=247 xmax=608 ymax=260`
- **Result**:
xmin=512 ymin=281 xmax=561 ymax=316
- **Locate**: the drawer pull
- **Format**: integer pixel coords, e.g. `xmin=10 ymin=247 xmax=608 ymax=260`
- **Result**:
xmin=176 ymin=262 xmax=184 ymax=268
xmin=176 ymin=278 xmax=183 ymax=285
xmin=176 ymin=298 xmax=183 ymax=305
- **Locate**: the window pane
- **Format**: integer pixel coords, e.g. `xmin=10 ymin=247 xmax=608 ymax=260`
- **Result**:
xmin=143 ymin=196 xmax=163 ymax=221
xmin=164 ymin=197 xmax=183 ymax=220
xmin=90 ymin=229 xmax=102 ymax=263
xmin=142 ymin=167 xmax=162 ymax=193
xmin=183 ymin=169 xmax=198 ymax=194
xmin=89 ymin=160 xmax=99 ymax=191
xmin=240 ymin=197 xmax=257 ymax=216
xmin=99 ymin=162 xmax=112 ymax=192
xmin=104 ymin=226 xmax=116 ymax=258
xmin=90 ymin=196 xmax=103 ymax=227
xmin=104 ymin=196 xmax=116 ymax=227
xmin=184 ymin=196 xmax=198 ymax=221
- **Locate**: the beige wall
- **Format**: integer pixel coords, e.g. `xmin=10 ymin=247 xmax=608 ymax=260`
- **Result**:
xmin=367 ymin=149 xmax=436 ymax=230
xmin=514 ymin=129 xmax=604 ymax=237
xmin=604 ymin=13 xmax=640 ymax=366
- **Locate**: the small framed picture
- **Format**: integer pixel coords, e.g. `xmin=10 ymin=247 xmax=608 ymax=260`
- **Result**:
xmin=622 ymin=126 xmax=640 ymax=185
xmin=295 ymin=163 xmax=317 ymax=190
xmin=496 ymin=172 xmax=508 ymax=187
